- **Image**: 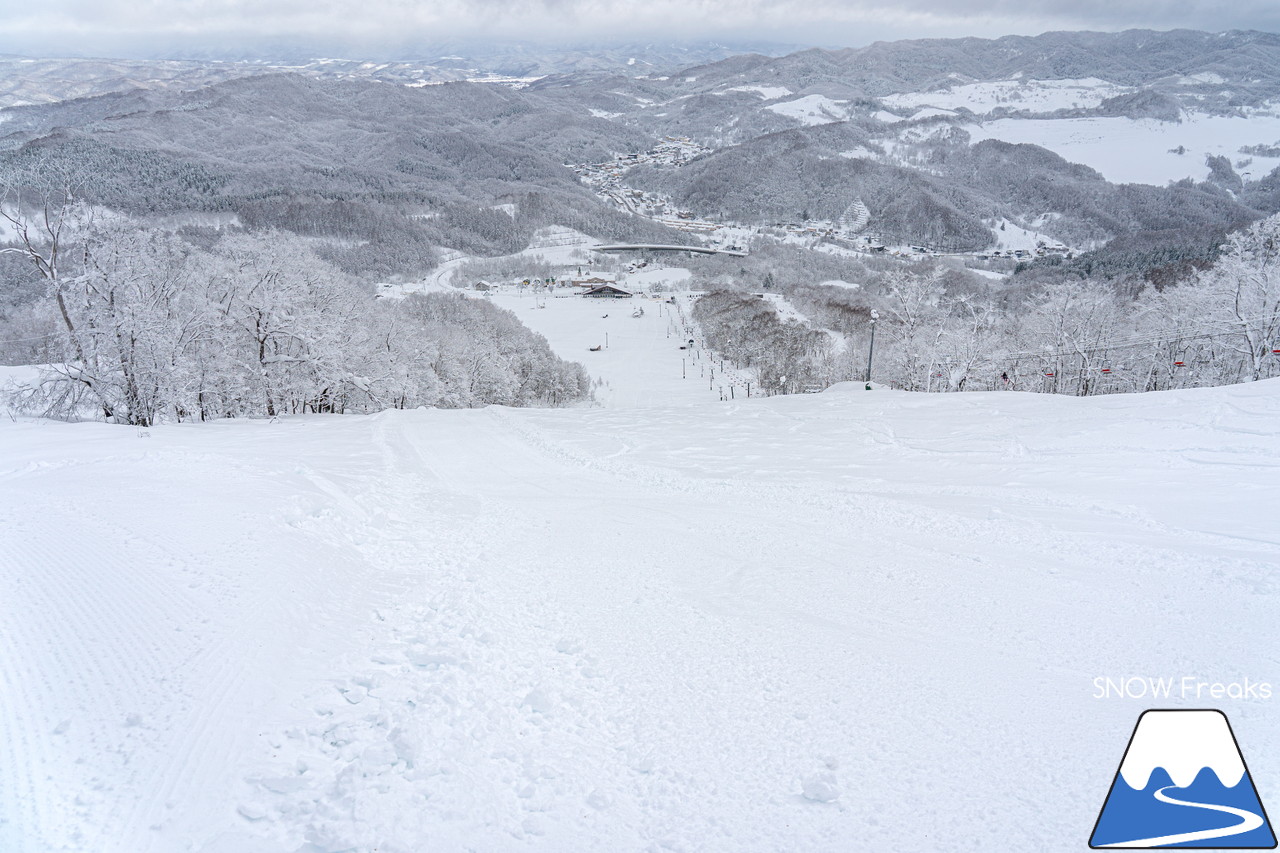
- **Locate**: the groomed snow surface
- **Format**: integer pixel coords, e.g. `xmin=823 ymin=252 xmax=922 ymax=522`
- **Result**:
xmin=489 ymin=291 xmax=722 ymax=408
xmin=3 ymin=304 xmax=1279 ymax=851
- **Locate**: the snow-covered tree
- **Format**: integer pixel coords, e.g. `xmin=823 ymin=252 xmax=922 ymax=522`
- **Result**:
xmin=1193 ymin=214 xmax=1280 ymax=382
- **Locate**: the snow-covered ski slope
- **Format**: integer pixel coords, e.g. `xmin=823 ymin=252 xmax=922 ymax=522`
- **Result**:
xmin=2 ymin=352 xmax=1279 ymax=849
xmin=489 ymin=291 xmax=735 ymax=407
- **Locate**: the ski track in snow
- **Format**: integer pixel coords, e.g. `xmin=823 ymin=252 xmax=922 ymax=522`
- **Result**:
xmin=2 ymin=313 xmax=1280 ymax=850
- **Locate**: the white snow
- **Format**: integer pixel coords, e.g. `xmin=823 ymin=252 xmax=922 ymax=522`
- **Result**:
xmin=4 ymin=326 xmax=1280 ymax=851
xmin=388 ymin=228 xmax=599 ymax=297
xmin=622 ymin=265 xmax=693 ymax=290
xmin=883 ymin=78 xmax=1131 ymax=115
xmin=838 ymin=146 xmax=877 ymax=160
xmin=800 ymin=771 xmax=841 ymax=803
xmin=1119 ymin=710 xmax=1246 ymax=790
xmin=966 ymin=113 xmax=1280 ymax=185
xmin=990 ymin=217 xmax=1055 ymax=252
xmin=760 ymin=292 xmax=807 ymax=324
xmin=489 ymin=290 xmax=727 ymax=408
xmin=765 ymin=95 xmax=850 ymax=126
xmin=722 ymin=85 xmax=793 ymax=100
xmin=907 ymin=107 xmax=958 ymax=121
xmin=760 ymin=294 xmax=846 ymax=354
xmin=0 ymin=363 xmax=42 ymax=397
xmin=526 ymin=225 xmax=597 ymax=251
xmin=1180 ymin=72 xmax=1227 ymax=86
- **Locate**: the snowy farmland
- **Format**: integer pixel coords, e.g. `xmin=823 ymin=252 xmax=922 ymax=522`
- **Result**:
xmin=765 ymin=95 xmax=850 ymax=126
xmin=965 ymin=111 xmax=1280 ymax=185
xmin=882 ymin=77 xmax=1134 ymax=115
xmin=2 ymin=306 xmax=1280 ymax=852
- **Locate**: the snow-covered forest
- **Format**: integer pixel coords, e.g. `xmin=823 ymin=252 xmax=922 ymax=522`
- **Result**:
xmin=5 ymin=192 xmax=1280 ymax=424
xmin=694 ymin=214 xmax=1280 ymax=395
xmin=1 ymin=188 xmax=589 ymax=424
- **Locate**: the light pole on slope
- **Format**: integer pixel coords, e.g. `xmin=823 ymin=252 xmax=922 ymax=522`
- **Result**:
xmin=865 ymin=310 xmax=878 ymax=390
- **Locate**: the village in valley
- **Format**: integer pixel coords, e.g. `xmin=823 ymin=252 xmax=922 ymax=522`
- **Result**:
xmin=360 ymin=126 xmax=1088 ymax=414
xmin=567 ymin=136 xmax=1076 ymax=263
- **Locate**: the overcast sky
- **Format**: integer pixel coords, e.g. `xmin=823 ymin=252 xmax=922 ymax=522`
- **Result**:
xmin=1 ymin=0 xmax=1278 ymax=59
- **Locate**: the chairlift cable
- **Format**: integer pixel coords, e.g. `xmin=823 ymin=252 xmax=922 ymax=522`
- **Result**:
xmin=994 ymin=313 xmax=1280 ymax=363
xmin=0 ymin=331 xmax=59 ymax=344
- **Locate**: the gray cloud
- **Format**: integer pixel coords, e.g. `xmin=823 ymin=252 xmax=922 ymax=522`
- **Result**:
xmin=0 ymin=0 xmax=1277 ymax=58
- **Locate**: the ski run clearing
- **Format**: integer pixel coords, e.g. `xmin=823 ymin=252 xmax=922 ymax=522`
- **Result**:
xmin=2 ymin=295 xmax=1280 ymax=853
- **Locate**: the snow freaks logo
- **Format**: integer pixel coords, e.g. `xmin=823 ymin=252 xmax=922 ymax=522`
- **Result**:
xmin=1089 ymin=710 xmax=1277 ymax=848
xmin=1093 ymin=676 xmax=1273 ymax=701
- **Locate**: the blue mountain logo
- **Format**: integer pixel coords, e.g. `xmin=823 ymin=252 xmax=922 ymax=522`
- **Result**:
xmin=1091 ymin=709 xmax=1276 ymax=848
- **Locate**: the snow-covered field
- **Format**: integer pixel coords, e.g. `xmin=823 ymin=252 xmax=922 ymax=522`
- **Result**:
xmin=883 ymin=77 xmax=1132 ymax=115
xmin=3 ymin=305 xmax=1279 ymax=852
xmin=966 ymin=112 xmax=1280 ymax=185
xmin=765 ymin=95 xmax=849 ymax=126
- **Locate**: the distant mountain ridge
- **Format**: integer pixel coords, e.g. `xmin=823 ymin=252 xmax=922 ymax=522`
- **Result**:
xmin=0 ymin=73 xmax=693 ymax=280
xmin=660 ymin=29 xmax=1280 ymax=100
xmin=0 ymin=40 xmax=803 ymax=109
xmin=3 ymin=28 xmax=1279 ymax=279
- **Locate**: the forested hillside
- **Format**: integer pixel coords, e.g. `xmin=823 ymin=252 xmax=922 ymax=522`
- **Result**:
xmin=0 ymin=74 xmax=690 ymax=279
